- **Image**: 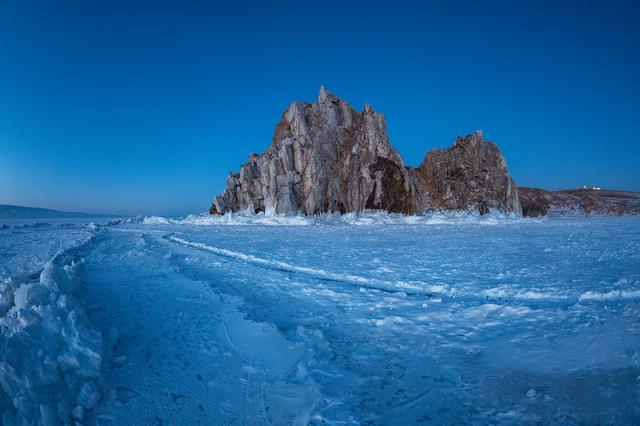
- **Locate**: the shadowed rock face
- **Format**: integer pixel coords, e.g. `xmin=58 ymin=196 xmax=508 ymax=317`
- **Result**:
xmin=519 ymin=187 xmax=640 ymax=217
xmin=365 ymin=157 xmax=414 ymax=214
xmin=212 ymin=88 xmax=521 ymax=216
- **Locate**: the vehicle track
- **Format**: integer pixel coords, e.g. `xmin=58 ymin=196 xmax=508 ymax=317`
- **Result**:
xmin=78 ymin=229 xmax=307 ymax=424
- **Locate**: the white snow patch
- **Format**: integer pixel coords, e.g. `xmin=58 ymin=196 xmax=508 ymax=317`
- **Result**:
xmin=578 ymin=289 xmax=640 ymax=301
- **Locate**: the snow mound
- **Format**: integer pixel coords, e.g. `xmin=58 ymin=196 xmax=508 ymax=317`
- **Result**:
xmin=0 ymin=239 xmax=103 ymax=425
xmin=578 ymin=289 xmax=640 ymax=301
xmin=141 ymin=210 xmax=532 ymax=227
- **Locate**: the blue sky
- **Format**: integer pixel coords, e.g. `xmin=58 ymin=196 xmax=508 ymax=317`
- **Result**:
xmin=1 ymin=0 xmax=639 ymax=216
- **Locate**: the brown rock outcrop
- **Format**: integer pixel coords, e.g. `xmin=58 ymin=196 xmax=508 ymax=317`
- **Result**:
xmin=212 ymin=88 xmax=521 ymax=216
xmin=410 ymin=130 xmax=521 ymax=214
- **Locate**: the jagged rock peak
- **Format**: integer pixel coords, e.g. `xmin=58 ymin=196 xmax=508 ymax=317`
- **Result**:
xmin=318 ymin=85 xmax=329 ymax=102
xmin=212 ymin=89 xmax=522 ymax=216
xmin=455 ymin=129 xmax=483 ymax=144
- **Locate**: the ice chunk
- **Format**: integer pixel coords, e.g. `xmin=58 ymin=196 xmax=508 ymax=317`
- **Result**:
xmin=13 ymin=283 xmax=51 ymax=310
xmin=39 ymin=404 xmax=58 ymax=426
xmin=71 ymin=404 xmax=85 ymax=420
xmin=77 ymin=380 xmax=100 ymax=409
xmin=60 ymin=310 xmax=102 ymax=378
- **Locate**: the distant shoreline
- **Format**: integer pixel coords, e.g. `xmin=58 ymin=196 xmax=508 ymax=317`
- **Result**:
xmin=0 ymin=204 xmax=119 ymax=219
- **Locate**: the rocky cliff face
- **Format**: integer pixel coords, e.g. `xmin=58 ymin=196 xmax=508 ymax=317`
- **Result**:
xmin=410 ymin=131 xmax=521 ymax=214
xmin=519 ymin=187 xmax=640 ymax=217
xmin=212 ymin=88 xmax=521 ymax=216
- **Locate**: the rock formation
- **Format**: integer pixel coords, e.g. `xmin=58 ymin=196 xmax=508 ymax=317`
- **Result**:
xmin=519 ymin=187 xmax=640 ymax=217
xmin=408 ymin=131 xmax=521 ymax=214
xmin=211 ymin=87 xmax=522 ymax=216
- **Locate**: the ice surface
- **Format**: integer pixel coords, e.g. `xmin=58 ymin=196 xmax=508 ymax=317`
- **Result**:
xmin=1 ymin=214 xmax=639 ymax=424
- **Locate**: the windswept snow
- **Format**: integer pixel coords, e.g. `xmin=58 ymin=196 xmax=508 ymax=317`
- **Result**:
xmin=1 ymin=214 xmax=639 ymax=424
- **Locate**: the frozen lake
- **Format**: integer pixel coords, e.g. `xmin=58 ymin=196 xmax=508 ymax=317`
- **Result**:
xmin=1 ymin=214 xmax=639 ymax=424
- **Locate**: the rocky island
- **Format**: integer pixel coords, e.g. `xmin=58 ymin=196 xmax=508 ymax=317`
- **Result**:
xmin=211 ymin=88 xmax=639 ymax=217
xmin=211 ymin=87 xmax=520 ymax=216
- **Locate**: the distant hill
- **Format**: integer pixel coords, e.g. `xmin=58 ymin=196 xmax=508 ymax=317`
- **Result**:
xmin=0 ymin=204 xmax=118 ymax=219
xmin=518 ymin=188 xmax=640 ymax=217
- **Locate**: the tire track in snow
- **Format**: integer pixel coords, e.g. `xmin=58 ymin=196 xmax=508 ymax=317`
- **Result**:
xmin=78 ymin=231 xmax=257 ymax=423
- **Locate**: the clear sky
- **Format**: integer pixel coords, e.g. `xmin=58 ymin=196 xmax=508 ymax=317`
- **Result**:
xmin=1 ymin=0 xmax=639 ymax=216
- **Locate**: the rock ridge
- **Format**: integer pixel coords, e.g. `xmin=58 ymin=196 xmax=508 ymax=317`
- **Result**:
xmin=519 ymin=187 xmax=640 ymax=217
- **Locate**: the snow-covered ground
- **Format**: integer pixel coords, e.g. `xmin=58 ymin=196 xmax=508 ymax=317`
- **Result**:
xmin=0 ymin=219 xmax=109 ymax=425
xmin=1 ymin=213 xmax=639 ymax=424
